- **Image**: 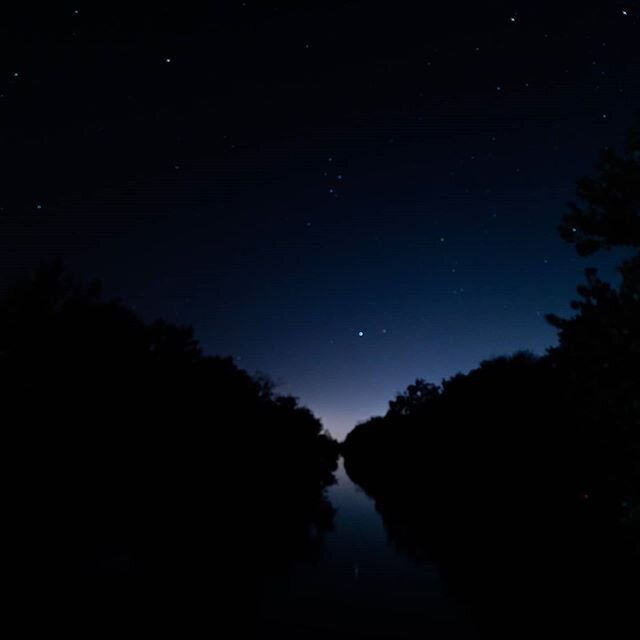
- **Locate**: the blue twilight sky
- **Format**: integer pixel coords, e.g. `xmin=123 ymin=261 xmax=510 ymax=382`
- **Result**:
xmin=1 ymin=2 xmax=638 ymax=438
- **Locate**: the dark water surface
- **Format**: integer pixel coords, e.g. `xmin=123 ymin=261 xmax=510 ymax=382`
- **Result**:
xmin=257 ymin=458 xmax=476 ymax=639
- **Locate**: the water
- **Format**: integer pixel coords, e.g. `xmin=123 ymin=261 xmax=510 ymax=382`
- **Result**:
xmin=257 ymin=459 xmax=476 ymax=639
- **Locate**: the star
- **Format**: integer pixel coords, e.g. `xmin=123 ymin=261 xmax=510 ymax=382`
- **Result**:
xmin=358 ymin=331 xmax=364 ymax=337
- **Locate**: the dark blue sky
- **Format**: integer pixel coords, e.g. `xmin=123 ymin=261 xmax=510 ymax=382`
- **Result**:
xmin=2 ymin=2 xmax=639 ymax=437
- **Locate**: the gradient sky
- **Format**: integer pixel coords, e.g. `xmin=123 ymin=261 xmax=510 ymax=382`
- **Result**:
xmin=2 ymin=2 xmax=639 ymax=438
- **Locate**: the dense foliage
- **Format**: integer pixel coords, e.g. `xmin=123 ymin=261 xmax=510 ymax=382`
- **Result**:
xmin=2 ymin=262 xmax=339 ymax=633
xmin=343 ymin=127 xmax=640 ymax=637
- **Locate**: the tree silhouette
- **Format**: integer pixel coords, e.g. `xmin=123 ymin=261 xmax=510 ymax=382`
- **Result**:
xmin=558 ymin=122 xmax=640 ymax=255
xmin=387 ymin=378 xmax=441 ymax=417
xmin=342 ymin=125 xmax=640 ymax=637
xmin=2 ymin=261 xmax=339 ymax=635
xmin=548 ymin=124 xmax=639 ymax=526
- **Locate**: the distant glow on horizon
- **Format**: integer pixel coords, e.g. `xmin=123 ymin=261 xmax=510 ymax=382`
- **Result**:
xmin=12 ymin=3 xmax=635 ymax=451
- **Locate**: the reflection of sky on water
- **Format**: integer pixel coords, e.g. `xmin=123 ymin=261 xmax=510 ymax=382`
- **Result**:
xmin=257 ymin=459 xmax=476 ymax=639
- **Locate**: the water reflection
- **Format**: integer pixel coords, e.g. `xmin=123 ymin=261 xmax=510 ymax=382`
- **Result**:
xmin=257 ymin=458 xmax=476 ymax=639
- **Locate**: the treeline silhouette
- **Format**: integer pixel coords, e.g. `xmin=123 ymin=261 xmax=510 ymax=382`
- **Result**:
xmin=343 ymin=125 xmax=639 ymax=637
xmin=2 ymin=262 xmax=339 ymax=634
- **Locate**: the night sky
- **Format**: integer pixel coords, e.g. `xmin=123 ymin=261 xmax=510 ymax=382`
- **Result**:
xmin=2 ymin=2 xmax=639 ymax=438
